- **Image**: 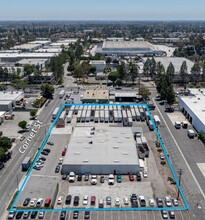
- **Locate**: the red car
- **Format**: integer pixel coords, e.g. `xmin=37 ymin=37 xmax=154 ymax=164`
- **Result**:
xmin=62 ymin=148 xmax=67 ymax=156
xmin=128 ymin=172 xmax=134 ymax=181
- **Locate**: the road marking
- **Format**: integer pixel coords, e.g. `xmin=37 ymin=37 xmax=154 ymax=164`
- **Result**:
xmin=152 ymin=210 xmax=156 ymax=220
xmin=31 ymin=174 xmax=60 ymax=178
xmin=153 ymin=98 xmax=205 ymax=200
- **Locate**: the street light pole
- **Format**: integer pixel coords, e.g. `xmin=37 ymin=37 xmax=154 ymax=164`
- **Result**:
xmin=177 ymin=169 xmax=183 ymax=199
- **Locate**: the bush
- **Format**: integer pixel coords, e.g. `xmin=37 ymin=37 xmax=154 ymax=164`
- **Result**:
xmin=198 ymin=131 xmax=205 ymax=144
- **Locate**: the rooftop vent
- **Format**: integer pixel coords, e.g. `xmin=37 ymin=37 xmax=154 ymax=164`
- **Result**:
xmin=113 ymin=160 xmax=119 ymax=163
xmin=89 ymin=141 xmax=93 ymax=144
xmin=85 ymin=146 xmax=91 ymax=149
xmin=77 ymin=140 xmax=83 ymax=143
xmin=74 ymin=152 xmax=80 ymax=155
xmin=113 ymin=146 xmax=119 ymax=149
xmin=123 ymin=152 xmax=128 ymax=155
xmin=90 ymin=132 xmax=95 ymax=135
xmin=83 ymin=159 xmax=89 ymax=163
xmin=117 ymin=140 xmax=123 ymax=143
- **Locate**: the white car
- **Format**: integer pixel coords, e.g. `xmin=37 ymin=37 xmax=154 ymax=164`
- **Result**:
xmin=29 ymin=198 xmax=37 ymax=207
xmin=83 ymin=195 xmax=89 ymax=205
xmin=108 ymin=174 xmax=114 ymax=185
xmin=172 ymin=198 xmax=179 ymax=206
xmin=123 ymin=197 xmax=129 ymax=205
xmin=115 ymin=197 xmax=121 ymax=206
xmin=36 ymin=198 xmax=44 ymax=207
xmin=38 ymin=211 xmax=44 ymax=219
xmin=143 ymin=171 xmax=148 ymax=178
xmin=160 ymin=153 xmax=165 ymax=160
xmin=58 ymin=158 xmax=63 ymax=165
xmin=68 ymin=172 xmax=75 ymax=182
xmin=149 ymin=198 xmax=155 ymax=207
xmin=91 ymin=175 xmax=97 ymax=185
xmin=165 ymin=196 xmax=172 ymax=207
xmin=57 ymin=196 xmax=63 ymax=204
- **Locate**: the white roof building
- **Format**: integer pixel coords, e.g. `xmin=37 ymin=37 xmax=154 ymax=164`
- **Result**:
xmin=178 ymin=88 xmax=205 ymax=133
xmin=62 ymin=126 xmax=139 ymax=174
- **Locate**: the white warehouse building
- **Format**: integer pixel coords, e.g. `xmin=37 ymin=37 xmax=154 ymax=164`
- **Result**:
xmin=178 ymin=88 xmax=205 ymax=133
xmin=62 ymin=126 xmax=140 ymax=175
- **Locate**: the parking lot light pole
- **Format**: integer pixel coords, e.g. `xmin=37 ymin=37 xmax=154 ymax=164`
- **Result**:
xmin=177 ymin=169 xmax=183 ymax=199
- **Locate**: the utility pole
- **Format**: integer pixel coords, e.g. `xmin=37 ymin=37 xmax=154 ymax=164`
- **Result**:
xmin=177 ymin=169 xmax=183 ymax=199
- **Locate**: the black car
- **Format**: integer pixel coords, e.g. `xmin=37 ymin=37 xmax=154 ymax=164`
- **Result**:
xmin=62 ymin=174 xmax=67 ymax=180
xmin=84 ymin=174 xmax=89 ymax=181
xmin=60 ymin=211 xmax=66 ymax=220
xmin=39 ymin=157 xmax=46 ymax=161
xmin=65 ymin=195 xmax=72 ymax=205
xmin=30 ymin=211 xmax=38 ymax=219
xmin=73 ymin=196 xmax=79 ymax=206
xmin=43 ymin=148 xmax=51 ymax=153
xmin=100 ymin=176 xmax=104 ymax=183
xmin=136 ymin=172 xmax=141 ymax=181
xmin=77 ymin=174 xmax=82 ymax=181
xmin=16 ymin=211 xmax=24 ymax=219
xmin=0 ymin=162 xmax=4 ymax=170
xmin=84 ymin=211 xmax=90 ymax=219
xmin=41 ymin=151 xmax=48 ymax=156
xmin=23 ymin=198 xmax=30 ymax=206
xmin=156 ymin=197 xmax=163 ymax=207
xmin=23 ymin=211 xmax=30 ymax=219
xmin=73 ymin=211 xmax=79 ymax=219
xmin=131 ymin=199 xmax=138 ymax=207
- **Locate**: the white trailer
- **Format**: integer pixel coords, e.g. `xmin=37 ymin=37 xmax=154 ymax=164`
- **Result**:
xmin=118 ymin=110 xmax=122 ymax=122
xmin=94 ymin=110 xmax=99 ymax=123
xmin=128 ymin=117 xmax=133 ymax=126
xmin=136 ymin=137 xmax=143 ymax=147
xmin=130 ymin=108 xmax=136 ymax=121
xmin=100 ymin=105 xmax=104 ymax=110
xmin=105 ymin=105 xmax=108 ymax=111
xmin=79 ymin=105 xmax=83 ymax=110
xmin=91 ymin=105 xmax=96 ymax=110
xmin=86 ymin=110 xmax=91 ymax=122
xmin=52 ymin=107 xmax=60 ymax=119
xmin=77 ymin=110 xmax=82 ymax=122
xmin=139 ymin=106 xmax=146 ymax=121
xmin=67 ymin=111 xmax=73 ymax=123
xmin=122 ymin=110 xmax=128 ymax=126
xmin=96 ymin=105 xmax=100 ymax=111
xmin=59 ymin=90 xmax=65 ymax=98
xmin=134 ymin=106 xmax=141 ymax=121
xmin=188 ymin=129 xmax=195 ymax=138
xmin=114 ymin=110 xmax=119 ymax=122
xmin=154 ymin=115 xmax=160 ymax=126
xmin=100 ymin=110 xmax=104 ymax=122
xmin=148 ymin=120 xmax=154 ymax=131
xmin=104 ymin=111 xmax=109 ymax=123
xmin=81 ymin=110 xmax=86 ymax=122
xmin=141 ymin=136 xmax=149 ymax=157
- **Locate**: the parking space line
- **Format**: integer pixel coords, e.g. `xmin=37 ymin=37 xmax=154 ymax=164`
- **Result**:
xmin=31 ymin=174 xmax=60 ymax=178
xmin=180 ymin=211 xmax=185 ymax=220
xmin=152 ymin=211 xmax=156 ymax=220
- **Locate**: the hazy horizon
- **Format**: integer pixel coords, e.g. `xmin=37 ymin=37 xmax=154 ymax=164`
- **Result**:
xmin=1 ymin=0 xmax=205 ymax=21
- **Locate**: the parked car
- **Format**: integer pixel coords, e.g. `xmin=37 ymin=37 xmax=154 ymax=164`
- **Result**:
xmin=115 ymin=197 xmax=121 ymax=206
xmin=73 ymin=211 xmax=79 ymax=219
xmin=73 ymin=196 xmax=79 ymax=206
xmin=69 ymin=172 xmax=76 ymax=182
xmin=161 ymin=210 xmax=168 ymax=219
xmin=30 ymin=211 xmax=38 ymax=219
xmin=100 ymin=176 xmax=104 ymax=183
xmin=165 ymin=196 xmax=172 ymax=207
xmin=169 ymin=211 xmax=175 ymax=219
xmin=43 ymin=148 xmax=50 ymax=153
xmin=143 ymin=171 xmax=148 ymax=178
xmin=29 ymin=198 xmax=37 ymax=207
xmin=172 ymin=198 xmax=179 ymax=206
xmin=16 ymin=211 xmax=24 ymax=219
xmin=108 ymin=174 xmax=114 ymax=185
xmin=23 ymin=198 xmax=30 ymax=206
xmin=123 ymin=197 xmax=129 ymax=205
xmin=62 ymin=174 xmax=67 ymax=180
xmin=47 ymin=141 xmax=54 ymax=145
xmin=98 ymin=198 xmax=104 ymax=208
xmin=84 ymin=174 xmax=89 ymax=181
xmin=84 ymin=211 xmax=90 ymax=219
xmin=136 ymin=172 xmax=141 ymax=181
xmin=130 ymin=194 xmax=138 ymax=207
xmin=91 ymin=175 xmax=97 ymax=185
xmin=128 ymin=172 xmax=134 ymax=181
xmin=156 ymin=197 xmax=163 ymax=207
xmin=90 ymin=196 xmax=96 ymax=206
xmin=23 ymin=211 xmax=30 ymax=219
xmin=55 ymin=165 xmax=60 ymax=173
xmin=149 ymin=198 xmax=155 ymax=207
xmin=58 ymin=158 xmax=63 ymax=165
xmin=44 ymin=197 xmax=51 ymax=207
xmin=7 ymin=211 xmax=16 ymax=219
xmin=139 ymin=195 xmax=146 ymax=207
xmin=60 ymin=211 xmax=66 ymax=220
xmin=117 ymin=175 xmax=122 ymax=183
xmin=77 ymin=174 xmax=82 ymax=181
xmin=83 ymin=195 xmax=89 ymax=205
xmin=39 ymin=157 xmax=46 ymax=161
xmin=57 ymin=196 xmax=63 ymax=204
xmin=106 ymin=196 xmax=112 ymax=205
xmin=41 ymin=151 xmax=48 ymax=156
xmin=36 ymin=198 xmax=44 ymax=207
xmin=160 ymin=153 xmax=165 ymax=160
xmin=65 ymin=195 xmax=72 ymax=205
xmin=38 ymin=211 xmax=44 ymax=219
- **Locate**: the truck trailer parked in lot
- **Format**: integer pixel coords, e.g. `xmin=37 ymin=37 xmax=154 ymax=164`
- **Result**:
xmin=188 ymin=129 xmax=195 ymax=138
xmin=59 ymin=90 xmax=65 ymax=98
xmin=52 ymin=107 xmax=60 ymax=119
xmin=22 ymin=157 xmax=31 ymax=171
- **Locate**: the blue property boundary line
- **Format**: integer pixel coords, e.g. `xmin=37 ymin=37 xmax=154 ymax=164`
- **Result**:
xmin=10 ymin=103 xmax=189 ymax=213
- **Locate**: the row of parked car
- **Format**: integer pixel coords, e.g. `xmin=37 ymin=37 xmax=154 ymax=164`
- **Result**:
xmin=7 ymin=210 xmax=45 ymax=219
xmin=21 ymin=197 xmax=51 ymax=208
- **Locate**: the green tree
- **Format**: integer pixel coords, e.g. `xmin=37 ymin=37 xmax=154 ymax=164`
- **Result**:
xmin=156 ymin=62 xmax=165 ymax=76
xmin=116 ymin=78 xmax=122 ymax=86
xmin=90 ymin=66 xmax=96 ymax=74
xmin=202 ymin=62 xmax=205 ymax=82
xmin=30 ymin=109 xmax=38 ymax=118
xmin=166 ymin=62 xmax=175 ymax=82
xmin=103 ymin=66 xmax=111 ymax=85
xmin=0 ymin=147 xmax=5 ymax=159
xmin=143 ymin=58 xmax=151 ymax=76
xmin=191 ymin=62 xmax=201 ymax=82
xmin=108 ymin=71 xmax=119 ymax=85
xmin=40 ymin=83 xmax=54 ymax=99
xmin=118 ymin=61 xmax=127 ymax=80
xmin=139 ymin=86 xmax=151 ymax=101
xmin=129 ymin=63 xmax=139 ymax=84
xmin=18 ymin=121 xmax=27 ymax=130
xmin=180 ymin=61 xmax=189 ymax=89
xmin=24 ymin=64 xmax=34 ymax=75
xmin=0 ymin=136 xmax=12 ymax=150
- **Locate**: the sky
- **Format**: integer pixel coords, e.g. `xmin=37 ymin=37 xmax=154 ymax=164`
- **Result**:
xmin=0 ymin=0 xmax=205 ymax=21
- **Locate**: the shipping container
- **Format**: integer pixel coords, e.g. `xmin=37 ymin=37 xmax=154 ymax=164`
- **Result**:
xmin=104 ymin=111 xmax=109 ymax=123
xmin=118 ymin=110 xmax=122 ymax=122
xmin=100 ymin=110 xmax=104 ymax=122
xmin=52 ymin=107 xmax=60 ymax=119
xmin=94 ymin=111 xmax=99 ymax=123
xmin=22 ymin=157 xmax=31 ymax=171
xmin=122 ymin=110 xmax=128 ymax=126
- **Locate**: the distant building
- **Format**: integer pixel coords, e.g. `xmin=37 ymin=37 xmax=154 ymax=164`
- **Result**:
xmin=13 ymin=43 xmax=41 ymax=52
xmin=29 ymin=72 xmax=54 ymax=84
xmin=16 ymin=58 xmax=49 ymax=70
xmin=178 ymin=88 xmax=205 ymax=133
xmin=82 ymin=90 xmax=109 ymax=103
xmin=89 ymin=60 xmax=106 ymax=72
xmin=0 ymin=63 xmax=24 ymax=77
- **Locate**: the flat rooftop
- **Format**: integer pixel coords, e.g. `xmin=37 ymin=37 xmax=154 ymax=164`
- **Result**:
xmin=179 ymin=88 xmax=205 ymax=125
xmin=0 ymin=91 xmax=24 ymax=101
xmin=63 ymin=126 xmax=139 ymax=165
xmin=146 ymin=57 xmax=194 ymax=74
xmin=83 ymin=89 xmax=109 ymax=100
xmin=35 ymin=48 xmax=62 ymax=53
xmin=13 ymin=43 xmax=40 ymax=50
xmin=0 ymin=52 xmax=58 ymax=58
xmin=30 ymin=72 xmax=53 ymax=77
xmin=89 ymin=60 xmax=106 ymax=65
xmin=115 ymin=92 xmax=137 ymax=98
xmin=17 ymin=58 xmax=48 ymax=65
